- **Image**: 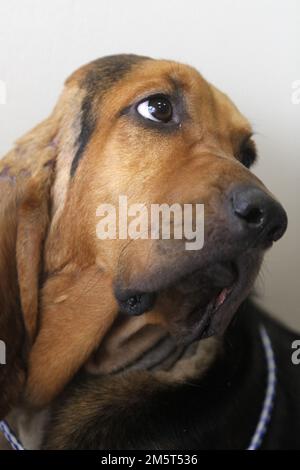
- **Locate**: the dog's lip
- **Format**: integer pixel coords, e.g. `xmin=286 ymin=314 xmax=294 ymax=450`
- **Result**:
xmin=188 ymin=285 xmax=235 ymax=342
xmin=178 ymin=260 xmax=243 ymax=343
xmin=181 ymin=284 xmax=234 ymax=343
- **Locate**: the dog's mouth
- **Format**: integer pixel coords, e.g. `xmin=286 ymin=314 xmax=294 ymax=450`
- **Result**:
xmin=182 ymin=278 xmax=235 ymax=342
xmin=116 ymin=253 xmax=260 ymax=344
xmin=167 ymin=260 xmax=240 ymax=343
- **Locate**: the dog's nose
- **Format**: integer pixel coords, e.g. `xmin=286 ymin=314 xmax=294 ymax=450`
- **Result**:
xmin=230 ymin=186 xmax=287 ymax=245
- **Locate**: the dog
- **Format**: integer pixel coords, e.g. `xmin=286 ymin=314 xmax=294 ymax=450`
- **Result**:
xmin=0 ymin=54 xmax=298 ymax=450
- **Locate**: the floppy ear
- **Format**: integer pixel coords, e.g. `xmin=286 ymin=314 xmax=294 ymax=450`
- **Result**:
xmin=25 ymin=267 xmax=119 ymax=408
xmin=0 ymin=120 xmax=57 ymax=418
xmin=16 ymin=164 xmax=53 ymax=340
xmin=0 ymin=182 xmax=26 ymax=418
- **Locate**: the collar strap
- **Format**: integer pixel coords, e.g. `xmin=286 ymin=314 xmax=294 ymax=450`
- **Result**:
xmin=0 ymin=324 xmax=276 ymax=451
xmin=0 ymin=419 xmax=24 ymax=450
xmin=247 ymin=324 xmax=276 ymax=450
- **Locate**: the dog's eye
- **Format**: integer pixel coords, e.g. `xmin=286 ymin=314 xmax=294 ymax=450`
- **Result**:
xmin=240 ymin=139 xmax=257 ymax=168
xmin=137 ymin=95 xmax=173 ymax=123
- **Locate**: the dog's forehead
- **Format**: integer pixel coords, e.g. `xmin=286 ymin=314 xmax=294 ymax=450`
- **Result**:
xmin=66 ymin=54 xmax=150 ymax=90
xmin=68 ymin=55 xmax=250 ymax=129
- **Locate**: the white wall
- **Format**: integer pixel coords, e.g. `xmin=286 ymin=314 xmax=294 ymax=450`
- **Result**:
xmin=1 ymin=0 xmax=299 ymax=329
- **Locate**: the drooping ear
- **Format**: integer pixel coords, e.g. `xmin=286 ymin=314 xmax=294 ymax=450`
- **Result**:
xmin=25 ymin=267 xmax=119 ymax=408
xmin=16 ymin=163 xmax=54 ymax=340
xmin=0 ymin=182 xmax=26 ymax=418
xmin=0 ymin=119 xmax=57 ymax=418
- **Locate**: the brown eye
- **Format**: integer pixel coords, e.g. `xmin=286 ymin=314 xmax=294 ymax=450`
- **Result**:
xmin=137 ymin=95 xmax=173 ymax=123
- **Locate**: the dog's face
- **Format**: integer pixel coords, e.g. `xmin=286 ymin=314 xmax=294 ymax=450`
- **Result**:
xmin=0 ymin=55 xmax=287 ymax=410
xmin=52 ymin=56 xmax=286 ymax=343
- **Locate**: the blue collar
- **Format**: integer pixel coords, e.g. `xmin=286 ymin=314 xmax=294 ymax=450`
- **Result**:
xmin=247 ymin=324 xmax=276 ymax=450
xmin=0 ymin=419 xmax=24 ymax=450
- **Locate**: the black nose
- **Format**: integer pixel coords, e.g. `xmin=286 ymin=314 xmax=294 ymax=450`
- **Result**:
xmin=230 ymin=186 xmax=287 ymax=245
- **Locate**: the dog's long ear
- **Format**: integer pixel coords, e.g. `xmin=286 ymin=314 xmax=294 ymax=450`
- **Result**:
xmin=0 ymin=119 xmax=57 ymax=418
xmin=16 ymin=163 xmax=53 ymax=339
xmin=0 ymin=182 xmax=26 ymax=419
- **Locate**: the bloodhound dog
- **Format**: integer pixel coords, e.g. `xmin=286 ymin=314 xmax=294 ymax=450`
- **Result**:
xmin=1 ymin=54 xmax=299 ymax=450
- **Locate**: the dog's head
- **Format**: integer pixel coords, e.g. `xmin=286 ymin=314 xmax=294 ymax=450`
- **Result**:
xmin=0 ymin=55 xmax=287 ymax=410
xmin=52 ymin=55 xmax=286 ymax=337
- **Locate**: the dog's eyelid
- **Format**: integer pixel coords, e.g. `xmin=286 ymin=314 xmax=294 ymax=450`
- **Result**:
xmin=239 ymin=136 xmax=258 ymax=168
xmin=240 ymin=132 xmax=254 ymax=146
xmin=118 ymin=92 xmax=172 ymax=120
xmin=135 ymin=92 xmax=174 ymax=111
xmin=119 ymin=89 xmax=173 ymax=112
xmin=244 ymin=137 xmax=257 ymax=155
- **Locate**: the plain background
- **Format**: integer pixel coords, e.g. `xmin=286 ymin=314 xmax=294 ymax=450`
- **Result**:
xmin=0 ymin=0 xmax=299 ymax=329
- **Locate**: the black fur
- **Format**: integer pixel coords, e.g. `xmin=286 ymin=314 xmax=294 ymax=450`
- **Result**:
xmin=42 ymin=300 xmax=300 ymax=450
xmin=70 ymin=55 xmax=149 ymax=176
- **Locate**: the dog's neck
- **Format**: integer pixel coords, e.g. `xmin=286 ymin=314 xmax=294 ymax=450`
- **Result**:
xmin=85 ymin=313 xmax=219 ymax=376
xmin=7 ymin=327 xmax=219 ymax=450
xmin=42 ymin=301 xmax=269 ymax=450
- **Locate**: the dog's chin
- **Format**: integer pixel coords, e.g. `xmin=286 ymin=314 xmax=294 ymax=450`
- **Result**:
xmin=168 ymin=253 xmax=263 ymax=344
xmin=115 ymin=250 xmax=263 ymax=345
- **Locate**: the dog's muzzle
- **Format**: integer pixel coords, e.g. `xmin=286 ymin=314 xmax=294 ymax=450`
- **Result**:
xmin=114 ymin=183 xmax=287 ymax=343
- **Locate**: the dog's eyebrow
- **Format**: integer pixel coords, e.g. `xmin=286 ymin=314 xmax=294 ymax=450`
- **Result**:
xmin=119 ymin=76 xmax=185 ymax=121
xmin=70 ymin=55 xmax=150 ymax=177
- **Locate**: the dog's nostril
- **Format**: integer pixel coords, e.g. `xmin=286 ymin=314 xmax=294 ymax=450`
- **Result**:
xmin=236 ymin=206 xmax=264 ymax=225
